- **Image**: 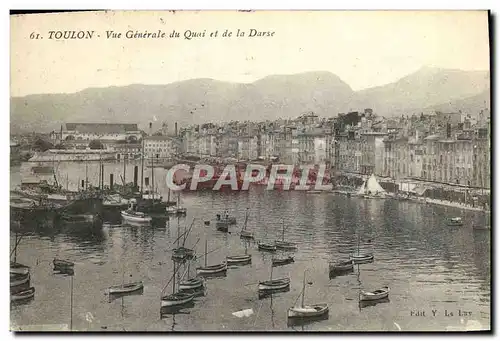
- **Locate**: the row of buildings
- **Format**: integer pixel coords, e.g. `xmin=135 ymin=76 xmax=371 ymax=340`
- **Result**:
xmin=47 ymin=108 xmax=491 ymax=189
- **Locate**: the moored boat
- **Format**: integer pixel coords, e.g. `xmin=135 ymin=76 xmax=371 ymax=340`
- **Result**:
xmin=196 ymin=262 xmax=227 ymax=275
xmin=350 ymin=253 xmax=374 ymax=264
xmin=258 ymin=278 xmax=290 ymax=291
xmin=275 ymin=240 xmax=297 ymax=250
xmin=447 ymin=217 xmax=463 ymax=226
xmin=176 ymin=207 xmax=187 ymax=215
xmin=272 ymin=256 xmax=294 ymax=267
xmin=239 ymin=208 xmax=254 ymax=239
xmin=11 ymin=273 xmax=30 ymax=287
xmin=172 ymin=247 xmax=195 ymax=261
xmin=53 ymin=259 xmax=75 ymax=269
xmin=258 ymin=242 xmax=277 ymax=252
xmin=121 ymin=210 xmax=152 ymax=224
xmin=108 ymin=281 xmax=144 ymax=295
xmin=329 ymin=260 xmax=354 ymax=273
xmin=359 ymin=286 xmax=390 ymax=302
xmin=161 ymin=292 xmax=195 ymax=307
xmin=178 ymin=277 xmax=204 ymax=291
xmin=11 ymin=287 xmax=35 ymax=302
xmin=288 ymin=304 xmax=329 ymax=318
xmin=227 ymin=254 xmax=252 ymax=265
xmin=10 ymin=262 xmax=30 ymax=275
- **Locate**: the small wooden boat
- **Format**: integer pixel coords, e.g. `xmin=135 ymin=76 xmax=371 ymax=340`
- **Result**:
xmin=196 ymin=262 xmax=227 ymax=275
xmin=275 ymin=240 xmax=297 ymax=250
xmin=272 ymin=256 xmax=294 ymax=267
xmin=10 ymin=262 xmax=30 ymax=275
xmin=359 ymin=286 xmax=390 ymax=301
xmin=53 ymin=259 xmax=75 ymax=268
xmin=258 ymin=278 xmax=290 ymax=291
xmin=258 ymin=242 xmax=277 ymax=252
xmin=161 ymin=292 xmax=195 ymax=307
xmin=121 ymin=210 xmax=152 ymax=223
xmin=11 ymin=287 xmax=35 ymax=302
xmin=275 ymin=220 xmax=297 ymax=250
xmin=196 ymin=239 xmax=227 ymax=275
xmin=350 ymin=253 xmax=374 ymax=264
xmin=447 ymin=217 xmax=463 ymax=226
xmin=178 ymin=277 xmax=204 ymax=291
xmin=329 ymin=260 xmax=354 ymax=273
xmin=288 ymin=304 xmax=329 ymax=318
xmin=108 ymin=281 xmax=144 ymax=295
xmin=288 ymin=270 xmax=328 ymax=319
xmin=239 ymin=208 xmax=254 ymax=239
xmin=11 ymin=273 xmax=30 ymax=287
xmin=227 ymin=254 xmax=252 ymax=265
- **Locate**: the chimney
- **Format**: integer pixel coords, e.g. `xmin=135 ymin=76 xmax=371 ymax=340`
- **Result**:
xmin=149 ymin=122 xmax=153 ymax=136
xmin=446 ymin=123 xmax=451 ymax=138
xmin=133 ymin=166 xmax=138 ymax=188
xmin=175 ymin=122 xmax=178 ymax=136
xmin=109 ymin=174 xmax=114 ymax=190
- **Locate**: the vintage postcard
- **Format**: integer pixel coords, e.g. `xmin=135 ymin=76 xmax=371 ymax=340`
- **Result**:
xmin=9 ymin=10 xmax=491 ymax=332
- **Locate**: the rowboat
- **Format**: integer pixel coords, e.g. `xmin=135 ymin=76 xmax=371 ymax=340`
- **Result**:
xmin=329 ymin=260 xmax=354 ymax=273
xmin=11 ymin=273 xmax=30 ymax=287
xmin=275 ymin=220 xmax=297 ymax=250
xmin=275 ymin=240 xmax=297 ymax=250
xmin=121 ymin=210 xmax=152 ymax=224
xmin=258 ymin=242 xmax=277 ymax=252
xmin=161 ymin=292 xmax=195 ymax=307
xmin=239 ymin=208 xmax=254 ymax=239
xmin=178 ymin=277 xmax=204 ymax=291
xmin=227 ymin=254 xmax=252 ymax=265
xmin=108 ymin=281 xmax=144 ymax=295
xmin=196 ymin=262 xmax=227 ymax=275
xmin=11 ymin=287 xmax=35 ymax=302
xmin=288 ymin=304 xmax=329 ymax=318
xmin=288 ymin=269 xmax=328 ymax=320
xmin=272 ymin=256 xmax=294 ymax=267
xmin=53 ymin=259 xmax=75 ymax=269
xmin=447 ymin=217 xmax=463 ymax=226
xmin=359 ymin=286 xmax=390 ymax=301
xmin=196 ymin=239 xmax=227 ymax=275
xmin=10 ymin=262 xmax=30 ymax=275
xmin=176 ymin=207 xmax=187 ymax=215
xmin=350 ymin=253 xmax=374 ymax=264
xmin=258 ymin=278 xmax=290 ymax=291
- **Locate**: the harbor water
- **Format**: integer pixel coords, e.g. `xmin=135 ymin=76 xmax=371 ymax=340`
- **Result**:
xmin=10 ymin=163 xmax=491 ymax=331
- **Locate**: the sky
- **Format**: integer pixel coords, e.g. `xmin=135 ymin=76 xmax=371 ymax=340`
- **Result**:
xmin=10 ymin=10 xmax=490 ymax=97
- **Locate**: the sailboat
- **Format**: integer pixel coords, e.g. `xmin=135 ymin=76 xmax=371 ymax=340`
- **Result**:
xmin=161 ymin=261 xmax=195 ymax=307
xmin=275 ymin=219 xmax=297 ymax=250
xmin=356 ymin=174 xmax=387 ymax=199
xmin=287 ymin=270 xmax=329 ymax=319
xmin=108 ymin=262 xmax=144 ymax=296
xmin=258 ymin=261 xmax=290 ymax=292
xmin=328 ymin=259 xmax=354 ymax=276
xmin=178 ymin=259 xmax=204 ymax=291
xmin=196 ymin=239 xmax=227 ymax=276
xmin=227 ymin=238 xmax=252 ymax=265
xmin=121 ymin=199 xmax=152 ymax=224
xmin=239 ymin=208 xmax=254 ymax=239
xmin=172 ymin=218 xmax=195 ymax=261
xmin=10 ymin=231 xmax=30 ymax=276
xmin=350 ymin=230 xmax=374 ymax=264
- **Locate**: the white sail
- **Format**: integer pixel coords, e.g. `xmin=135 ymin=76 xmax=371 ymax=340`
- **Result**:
xmin=365 ymin=174 xmax=386 ymax=195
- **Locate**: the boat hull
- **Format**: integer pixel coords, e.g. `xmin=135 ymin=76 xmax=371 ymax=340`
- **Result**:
xmin=10 ymin=263 xmax=30 ymax=275
xmin=11 ymin=287 xmax=35 ymax=302
xmin=272 ymin=257 xmax=294 ymax=267
xmin=161 ymin=293 xmax=195 ymax=307
xmin=275 ymin=241 xmax=297 ymax=250
xmin=359 ymin=290 xmax=389 ymax=301
xmin=108 ymin=282 xmax=144 ymax=295
xmin=178 ymin=278 xmax=204 ymax=291
xmin=258 ymin=278 xmax=290 ymax=291
xmin=329 ymin=261 xmax=354 ymax=273
xmin=11 ymin=273 xmax=30 ymax=287
xmin=287 ymin=304 xmax=329 ymax=318
xmin=240 ymin=231 xmax=254 ymax=239
xmin=227 ymin=255 xmax=252 ymax=265
xmin=121 ymin=211 xmax=152 ymax=223
xmin=196 ymin=263 xmax=227 ymax=275
xmin=350 ymin=254 xmax=374 ymax=264
xmin=258 ymin=244 xmax=277 ymax=252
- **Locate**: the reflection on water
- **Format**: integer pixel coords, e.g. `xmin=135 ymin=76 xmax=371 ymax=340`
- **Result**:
xmin=10 ymin=182 xmax=490 ymax=331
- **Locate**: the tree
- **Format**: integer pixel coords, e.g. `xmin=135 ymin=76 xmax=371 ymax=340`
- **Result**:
xmin=32 ymin=138 xmax=54 ymax=152
xmin=89 ymin=140 xmax=104 ymax=149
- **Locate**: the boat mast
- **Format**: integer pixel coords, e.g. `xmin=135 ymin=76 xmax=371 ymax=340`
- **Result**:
xmin=70 ymin=275 xmax=74 ymax=331
xmin=85 ymin=161 xmax=88 ymax=190
xmin=282 ymin=219 xmax=285 ymax=242
xmin=123 ymin=154 xmax=126 ymax=186
xmin=301 ymin=270 xmax=306 ymax=308
xmin=14 ymin=231 xmax=18 ymax=263
xmin=204 ymin=239 xmax=208 ymax=267
xmin=176 ymin=216 xmax=180 ymax=247
xmin=270 ymin=261 xmax=273 ymax=280
xmin=151 ymin=156 xmax=155 ymax=204
xmin=140 ymin=138 xmax=144 ymax=195
xmin=172 ymin=262 xmax=176 ymax=294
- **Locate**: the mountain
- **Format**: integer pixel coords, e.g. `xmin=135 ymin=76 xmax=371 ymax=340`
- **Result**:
xmin=425 ymin=89 xmax=490 ymax=115
xmin=10 ymin=67 xmax=490 ymax=133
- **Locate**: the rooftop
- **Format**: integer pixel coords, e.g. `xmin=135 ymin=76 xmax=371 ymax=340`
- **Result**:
xmin=65 ymin=123 xmax=139 ymax=133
